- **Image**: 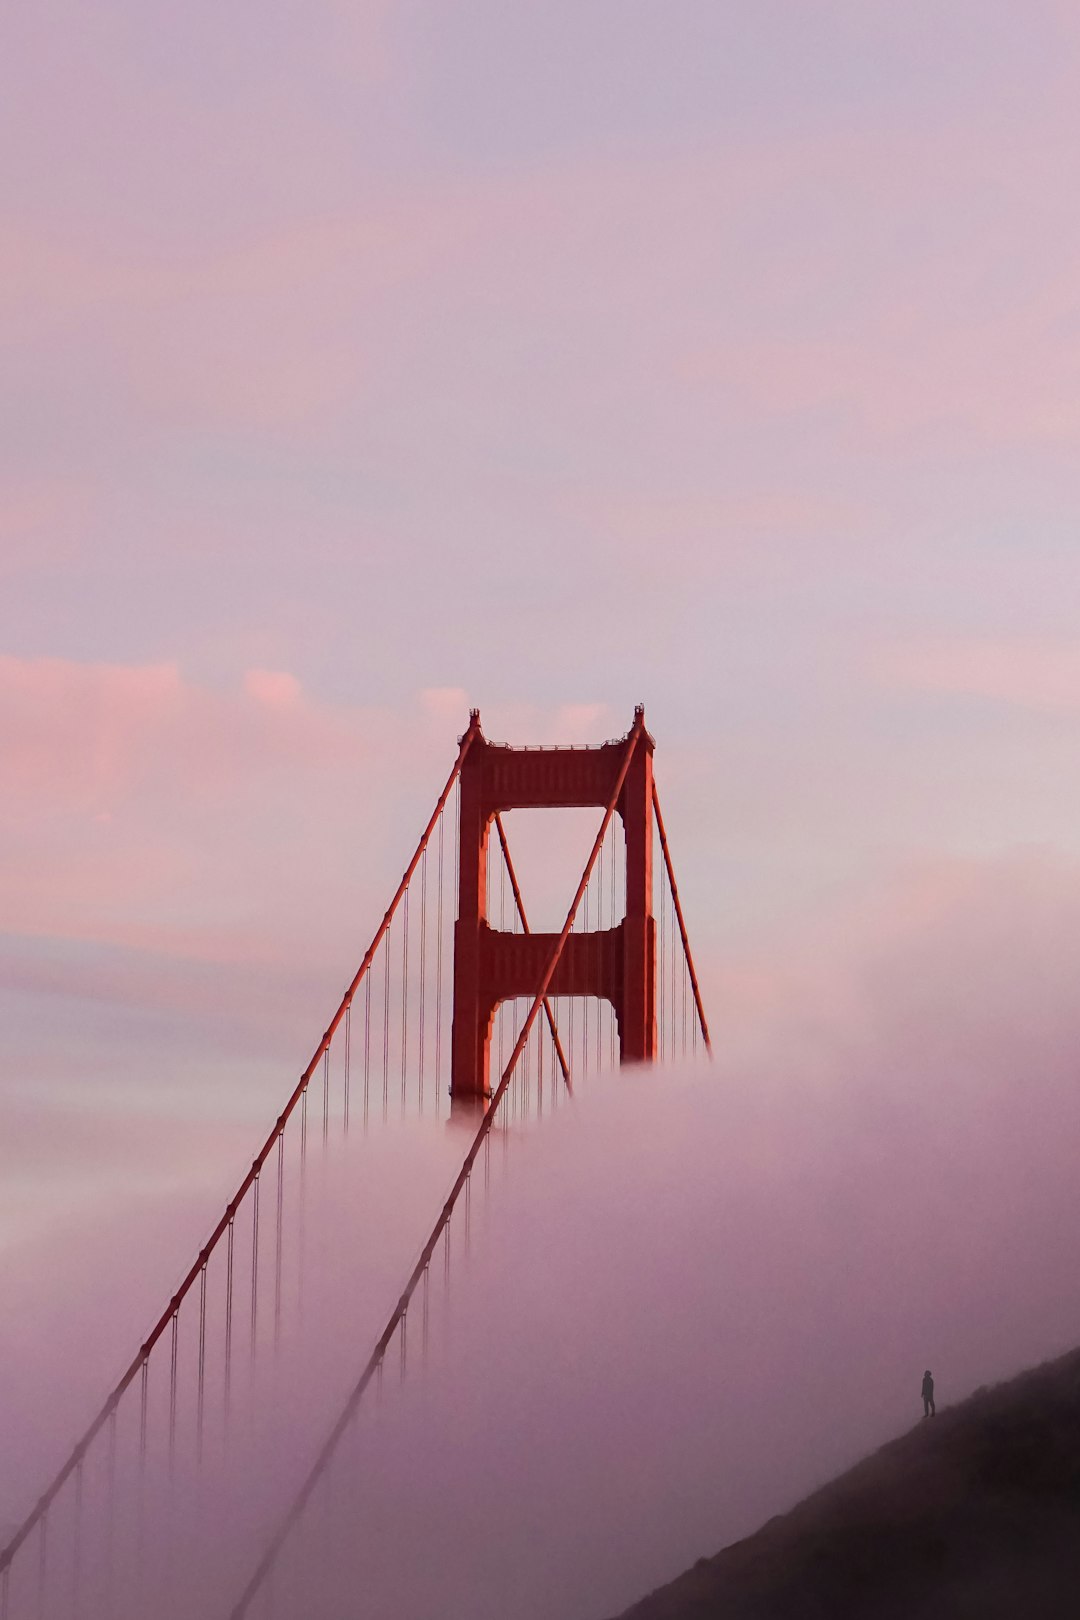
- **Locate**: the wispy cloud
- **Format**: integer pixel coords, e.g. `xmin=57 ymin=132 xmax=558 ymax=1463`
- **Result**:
xmin=877 ymin=639 xmax=1080 ymax=712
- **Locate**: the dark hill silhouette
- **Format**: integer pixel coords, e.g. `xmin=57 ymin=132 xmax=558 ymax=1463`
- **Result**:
xmin=611 ymin=1345 xmax=1080 ymax=1619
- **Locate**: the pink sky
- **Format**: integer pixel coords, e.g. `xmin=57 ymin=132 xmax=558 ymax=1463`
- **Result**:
xmin=4 ymin=2 xmax=1080 ymax=1603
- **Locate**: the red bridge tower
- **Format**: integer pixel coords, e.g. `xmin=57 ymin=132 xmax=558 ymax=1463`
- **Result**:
xmin=450 ymin=706 xmax=657 ymax=1100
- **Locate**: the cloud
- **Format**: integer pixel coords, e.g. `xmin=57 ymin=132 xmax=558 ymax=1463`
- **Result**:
xmin=0 ymin=655 xmax=620 ymax=998
xmin=7 ymin=845 xmax=1080 ymax=1617
xmin=876 ymin=638 xmax=1080 ymax=713
xmin=420 ymin=685 xmax=470 ymax=720
xmin=242 ymin=668 xmax=302 ymax=708
xmin=0 ymin=657 xmax=417 ymax=954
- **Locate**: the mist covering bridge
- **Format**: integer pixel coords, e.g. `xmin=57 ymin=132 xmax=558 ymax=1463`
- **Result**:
xmin=0 ymin=706 xmax=710 ymax=1620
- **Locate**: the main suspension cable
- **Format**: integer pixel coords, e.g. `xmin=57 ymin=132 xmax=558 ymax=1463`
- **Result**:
xmin=0 ymin=724 xmax=480 ymax=1587
xmin=226 ymin=712 xmax=646 ymax=1620
xmin=651 ymin=783 xmax=712 ymax=1053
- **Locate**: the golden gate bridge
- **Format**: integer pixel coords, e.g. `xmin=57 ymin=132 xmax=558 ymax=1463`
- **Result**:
xmin=1 ymin=706 xmax=710 ymax=1619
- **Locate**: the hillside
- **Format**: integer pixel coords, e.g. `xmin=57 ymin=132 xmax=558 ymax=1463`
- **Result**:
xmin=612 ymin=1345 xmax=1080 ymax=1619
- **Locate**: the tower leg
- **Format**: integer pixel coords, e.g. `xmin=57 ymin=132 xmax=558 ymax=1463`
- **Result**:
xmin=619 ymin=734 xmax=657 ymax=1064
xmin=450 ymin=748 xmax=491 ymax=1099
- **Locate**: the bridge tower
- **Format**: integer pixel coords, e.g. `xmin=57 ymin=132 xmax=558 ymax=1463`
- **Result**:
xmin=450 ymin=706 xmax=657 ymax=1100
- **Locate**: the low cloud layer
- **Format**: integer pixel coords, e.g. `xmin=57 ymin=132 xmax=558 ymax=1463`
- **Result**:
xmin=4 ymin=850 xmax=1080 ymax=1617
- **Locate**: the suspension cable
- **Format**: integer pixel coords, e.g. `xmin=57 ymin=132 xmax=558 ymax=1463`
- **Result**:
xmin=651 ymin=783 xmax=712 ymax=1052
xmin=0 ymin=724 xmax=480 ymax=1585
xmin=226 ymin=712 xmax=646 ymax=1619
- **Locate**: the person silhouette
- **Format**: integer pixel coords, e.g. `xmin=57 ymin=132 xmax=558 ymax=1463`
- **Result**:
xmin=922 ymin=1369 xmax=935 ymax=1418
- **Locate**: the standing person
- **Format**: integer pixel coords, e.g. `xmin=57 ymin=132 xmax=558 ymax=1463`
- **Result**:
xmin=922 ymin=1369 xmax=935 ymax=1418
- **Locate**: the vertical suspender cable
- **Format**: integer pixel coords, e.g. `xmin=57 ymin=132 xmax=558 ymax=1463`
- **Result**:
xmin=298 ymin=1103 xmax=307 ymax=1314
xmin=609 ymin=830 xmax=616 ymax=1067
xmin=198 ymin=1261 xmax=208 ymax=1460
xmin=422 ymin=1267 xmax=430 ymax=1367
xmin=363 ymin=974 xmax=371 ymax=1127
xmin=670 ymin=870 xmax=676 ymax=1063
xmin=608 ymin=829 xmax=614 ymax=1064
xmin=520 ymin=1012 xmax=528 ymax=1119
xmin=651 ymin=784 xmax=712 ymax=1053
xmin=446 ymin=780 xmax=461 ymax=1118
xmin=401 ymin=887 xmax=409 ymax=1112
xmin=568 ymin=916 xmax=575 ymax=1076
xmin=250 ymin=1174 xmax=260 ymax=1361
xmin=275 ymin=1131 xmax=284 ymax=1351
xmin=71 ymin=1456 xmax=83 ymax=1620
xmin=35 ymin=1509 xmax=46 ymax=1620
xmin=597 ymin=834 xmax=605 ymax=1067
xmin=512 ymin=881 xmax=521 ymax=1113
xmin=225 ymin=1217 xmax=235 ymax=1423
xmin=343 ymin=1001 xmax=351 ymax=1130
xmin=382 ymin=933 xmax=390 ymax=1117
xmin=582 ymin=881 xmax=589 ymax=1076
xmin=138 ymin=1357 xmax=148 ymax=1587
xmin=661 ymin=878 xmax=667 ymax=1061
xmin=418 ymin=849 xmax=427 ymax=1112
xmin=659 ymin=870 xmax=667 ymax=1056
xmin=435 ymin=810 xmax=444 ymax=1109
xmin=105 ymin=1405 xmax=117 ymax=1609
xmin=499 ymin=848 xmax=506 ymax=1077
xmin=139 ymin=1358 xmax=149 ymax=1468
xmin=595 ymin=868 xmax=605 ymax=1069
xmin=322 ymin=1048 xmax=329 ymax=1145
xmin=601 ymin=831 xmax=607 ymax=1067
xmin=597 ymin=833 xmax=604 ymax=1070
xmin=168 ymin=1310 xmax=179 ymax=1474
xmin=552 ymin=1001 xmax=559 ymax=1108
